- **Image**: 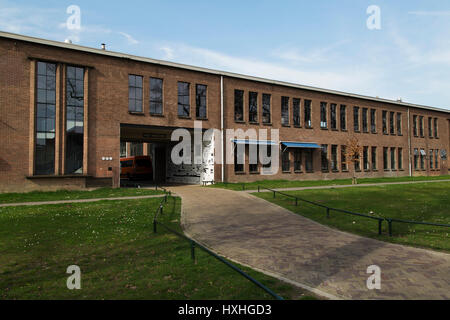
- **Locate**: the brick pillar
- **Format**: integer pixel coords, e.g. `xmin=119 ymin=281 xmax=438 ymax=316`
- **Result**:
xmin=55 ymin=63 xmax=62 ymax=175
xmin=28 ymin=59 xmax=36 ymax=176
xmin=83 ymin=68 xmax=89 ymax=175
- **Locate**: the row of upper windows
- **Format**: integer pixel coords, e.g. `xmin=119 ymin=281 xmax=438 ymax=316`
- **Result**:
xmin=128 ymin=75 xmax=208 ymax=119
xmin=412 ymin=115 xmax=439 ymax=138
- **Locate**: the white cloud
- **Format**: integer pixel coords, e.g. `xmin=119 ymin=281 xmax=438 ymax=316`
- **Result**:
xmin=118 ymin=32 xmax=138 ymax=45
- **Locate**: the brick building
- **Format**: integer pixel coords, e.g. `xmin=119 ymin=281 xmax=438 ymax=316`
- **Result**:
xmin=0 ymin=31 xmax=449 ymax=192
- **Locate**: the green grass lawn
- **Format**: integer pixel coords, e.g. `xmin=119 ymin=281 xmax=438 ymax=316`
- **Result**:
xmin=0 ymin=196 xmax=314 ymax=300
xmin=254 ymin=182 xmax=450 ymax=252
xmin=0 ymin=187 xmax=164 ymax=204
xmin=209 ymin=175 xmax=450 ymax=191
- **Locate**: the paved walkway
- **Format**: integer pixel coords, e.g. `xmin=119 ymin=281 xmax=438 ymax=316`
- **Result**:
xmin=242 ymin=179 xmax=450 ymax=193
xmin=170 ymin=185 xmax=450 ymax=300
xmin=0 ymin=194 xmax=166 ymax=207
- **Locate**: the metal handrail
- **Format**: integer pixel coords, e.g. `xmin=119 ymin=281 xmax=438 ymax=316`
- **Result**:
xmin=152 ymin=195 xmax=284 ymax=300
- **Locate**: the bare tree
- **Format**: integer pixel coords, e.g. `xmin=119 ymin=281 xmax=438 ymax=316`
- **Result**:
xmin=345 ymin=136 xmax=363 ymax=184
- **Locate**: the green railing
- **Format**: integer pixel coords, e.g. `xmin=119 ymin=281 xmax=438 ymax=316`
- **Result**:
xmin=152 ymin=193 xmax=283 ymax=300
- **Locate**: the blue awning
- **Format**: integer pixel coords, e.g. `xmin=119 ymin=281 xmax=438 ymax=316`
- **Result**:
xmin=281 ymin=142 xmax=321 ymax=149
xmin=232 ymin=139 xmax=277 ymax=146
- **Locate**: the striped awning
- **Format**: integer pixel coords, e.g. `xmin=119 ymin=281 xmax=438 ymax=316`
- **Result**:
xmin=281 ymin=142 xmax=321 ymax=149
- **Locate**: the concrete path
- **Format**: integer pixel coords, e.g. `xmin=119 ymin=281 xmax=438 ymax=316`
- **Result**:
xmin=242 ymin=179 xmax=450 ymax=193
xmin=0 ymin=194 xmax=166 ymax=207
xmin=170 ymin=185 xmax=450 ymax=300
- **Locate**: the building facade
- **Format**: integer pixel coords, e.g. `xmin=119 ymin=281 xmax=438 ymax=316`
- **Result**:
xmin=0 ymin=31 xmax=449 ymax=192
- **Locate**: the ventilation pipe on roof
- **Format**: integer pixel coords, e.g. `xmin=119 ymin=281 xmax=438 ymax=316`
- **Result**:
xmin=101 ymin=43 xmax=106 ymax=50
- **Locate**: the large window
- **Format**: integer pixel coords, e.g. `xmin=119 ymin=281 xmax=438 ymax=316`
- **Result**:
xmin=178 ymin=82 xmax=190 ymax=117
xmin=128 ymin=75 xmax=143 ymax=112
xmin=435 ymin=149 xmax=439 ymax=169
xmin=413 ymin=149 xmax=419 ymax=170
xmin=249 ymin=145 xmax=258 ymax=173
xmin=429 ymin=149 xmax=434 ymax=169
xmin=390 ymin=147 xmax=396 ymax=170
xmin=382 ymin=111 xmax=388 ymax=134
xmin=293 ymin=98 xmax=301 ymax=126
xmin=281 ymin=96 xmax=289 ymax=126
xmin=419 ymin=116 xmax=424 ymax=137
xmin=234 ymin=89 xmax=244 ymax=121
xmin=35 ymin=61 xmax=56 ymax=175
xmin=413 ymin=115 xmax=418 ymax=136
xmin=434 ymin=118 xmax=438 ymax=138
xmin=130 ymin=142 xmax=143 ymax=156
xmin=262 ymin=94 xmax=271 ymax=124
xmin=420 ymin=149 xmax=425 ymax=170
xmin=305 ymin=149 xmax=313 ymax=172
xmin=331 ymin=145 xmax=338 ymax=171
xmin=304 ymin=100 xmax=312 ymax=128
xmin=398 ymin=148 xmax=403 ymax=170
xmin=396 ymin=113 xmax=402 ymax=135
xmin=428 ymin=117 xmax=433 ymax=138
xmin=66 ymin=66 xmax=84 ymax=174
xmin=248 ymin=92 xmax=258 ymax=123
xmin=353 ymin=106 xmax=360 ymax=132
xmin=321 ymin=144 xmax=328 ymax=171
xmin=234 ymin=143 xmax=244 ymax=173
xmin=320 ymin=102 xmax=327 ymax=129
xmin=196 ymin=84 xmax=207 ymax=119
xmin=362 ymin=108 xmax=368 ymax=133
xmin=370 ymin=109 xmax=376 ymax=133
xmin=363 ymin=146 xmax=369 ymax=171
xmin=340 ymin=105 xmax=347 ymax=130
xmin=282 ymin=151 xmax=290 ymax=172
xmin=330 ymin=103 xmax=337 ymax=130
xmin=341 ymin=146 xmax=347 ymax=171
xmin=383 ymin=147 xmax=388 ymax=170
xmin=294 ymin=149 xmax=302 ymax=172
xmin=149 ymin=77 xmax=163 ymax=115
xmin=389 ymin=112 xmax=395 ymax=135
xmin=371 ymin=147 xmax=377 ymax=170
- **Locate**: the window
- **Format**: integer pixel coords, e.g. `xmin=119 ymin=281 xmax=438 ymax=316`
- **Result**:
xmin=234 ymin=89 xmax=244 ymax=121
xmin=196 ymin=84 xmax=207 ymax=119
xmin=362 ymin=108 xmax=368 ymax=133
xmin=130 ymin=142 xmax=143 ymax=156
xmin=282 ymin=151 xmax=290 ymax=172
xmin=304 ymin=100 xmax=312 ymax=128
xmin=128 ymin=75 xmax=143 ymax=112
xmin=419 ymin=116 xmax=424 ymax=137
xmin=354 ymin=153 xmax=361 ymax=171
xmin=363 ymin=146 xmax=369 ymax=171
xmin=281 ymin=96 xmax=289 ymax=126
xmin=331 ymin=145 xmax=338 ymax=171
xmin=390 ymin=147 xmax=396 ymax=170
xmin=389 ymin=112 xmax=395 ymax=135
xmin=320 ymin=102 xmax=327 ymax=129
xmin=262 ymin=94 xmax=271 ymax=124
xmin=120 ymin=142 xmax=127 ymax=158
xmin=35 ymin=61 xmax=56 ymax=175
xmin=434 ymin=118 xmax=438 ymax=138
xmin=398 ymin=148 xmax=403 ymax=170
xmin=66 ymin=66 xmax=84 ymax=174
xmin=330 ymin=104 xmax=337 ymax=130
xmin=420 ymin=149 xmax=425 ymax=170
xmin=383 ymin=147 xmax=388 ymax=170
xmin=428 ymin=117 xmax=433 ymax=138
xmin=341 ymin=146 xmax=347 ymax=171
xmin=293 ymin=98 xmax=301 ymax=126
xmin=340 ymin=105 xmax=347 ymax=130
xmin=178 ymin=82 xmax=190 ymax=117
xmin=353 ymin=106 xmax=360 ymax=132
xmin=321 ymin=144 xmax=329 ymax=171
xmin=294 ymin=149 xmax=302 ymax=171
xmin=435 ymin=149 xmax=439 ymax=169
xmin=371 ymin=147 xmax=377 ymax=170
xmin=249 ymin=145 xmax=258 ymax=173
xmin=396 ymin=113 xmax=402 ymax=135
xmin=370 ymin=109 xmax=376 ymax=133
xmin=413 ymin=115 xmax=418 ymax=136
xmin=305 ymin=149 xmax=313 ymax=172
xmin=234 ymin=143 xmax=244 ymax=172
xmin=382 ymin=111 xmax=388 ymax=134
xmin=414 ymin=149 xmax=419 ymax=170
xmin=248 ymin=91 xmax=258 ymax=123
xmin=430 ymin=149 xmax=434 ymax=169
xmin=149 ymin=77 xmax=163 ymax=115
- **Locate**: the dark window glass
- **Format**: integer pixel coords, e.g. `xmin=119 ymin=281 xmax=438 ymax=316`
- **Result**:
xmin=150 ymin=77 xmax=163 ymax=115
xmin=428 ymin=117 xmax=433 ymax=137
xmin=130 ymin=142 xmax=143 ymax=156
xmin=320 ymin=102 xmax=327 ymax=128
xmin=362 ymin=108 xmax=368 ymax=133
xmin=371 ymin=147 xmax=377 ymax=170
xmin=282 ymin=151 xmax=290 ymax=172
xmin=353 ymin=107 xmax=360 ymax=132
xmin=413 ymin=115 xmax=418 ymax=136
xmin=383 ymin=147 xmax=388 ymax=170
xmin=419 ymin=116 xmax=424 ymax=137
xmin=120 ymin=142 xmax=127 ymax=157
xmin=363 ymin=146 xmax=369 ymax=170
xmin=390 ymin=147 xmax=396 ymax=170
xmin=382 ymin=111 xmax=388 ymax=134
xmin=178 ymin=82 xmax=190 ymax=117
xmin=128 ymin=75 xmax=143 ymax=112
xmin=330 ymin=104 xmax=337 ymax=130
xmin=430 ymin=149 xmax=434 ymax=169
xmin=331 ymin=145 xmax=338 ymax=171
xmin=390 ymin=112 xmax=395 ymax=135
xmin=293 ymin=98 xmax=301 ymax=126
xmin=354 ymin=153 xmax=360 ymax=171
xmin=321 ymin=144 xmax=328 ymax=171
xmin=414 ymin=149 xmax=419 ymax=170
xmin=397 ymin=113 xmax=402 ymax=135
xmin=340 ymin=105 xmax=347 ymax=130
xmin=262 ymin=94 xmax=271 ymax=124
xmin=370 ymin=109 xmax=376 ymax=133
xmin=341 ymin=146 xmax=347 ymax=171
xmin=304 ymin=100 xmax=312 ymax=127
xmin=196 ymin=84 xmax=207 ymax=119
xmin=420 ymin=149 xmax=425 ymax=169
xmin=234 ymin=143 xmax=244 ymax=172
xmin=35 ymin=61 xmax=56 ymax=175
xmin=248 ymin=92 xmax=258 ymax=123
xmin=434 ymin=118 xmax=438 ymax=138
xmin=281 ymin=96 xmax=289 ymax=126
xmin=305 ymin=149 xmax=313 ymax=172
xmin=294 ymin=149 xmax=302 ymax=171
xmin=435 ymin=149 xmax=439 ymax=169
xmin=66 ymin=66 xmax=84 ymax=174
xmin=234 ymin=90 xmax=244 ymax=121
xmin=249 ymin=145 xmax=258 ymax=173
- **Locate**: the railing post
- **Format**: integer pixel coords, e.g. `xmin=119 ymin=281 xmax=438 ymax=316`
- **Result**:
xmin=160 ymin=205 xmax=163 ymax=215
xmin=326 ymin=208 xmax=330 ymax=219
xmin=378 ymin=219 xmax=382 ymax=235
xmin=273 ymin=191 xmax=276 ymax=198
xmin=153 ymin=219 xmax=157 ymax=233
xmin=155 ymin=185 xmax=158 ymax=191
xmin=388 ymin=219 xmax=393 ymax=237
xmin=190 ymin=240 xmax=196 ymax=263
xmin=295 ymin=197 xmax=298 ymax=206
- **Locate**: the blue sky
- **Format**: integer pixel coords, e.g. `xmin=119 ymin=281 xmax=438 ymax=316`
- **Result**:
xmin=1 ymin=0 xmax=450 ymax=109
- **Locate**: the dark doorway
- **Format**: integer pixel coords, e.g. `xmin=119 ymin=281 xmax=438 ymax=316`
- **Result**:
xmin=154 ymin=146 xmax=166 ymax=183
